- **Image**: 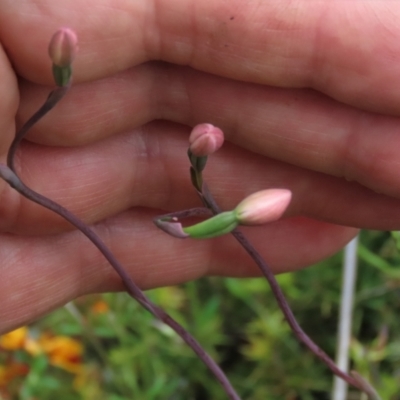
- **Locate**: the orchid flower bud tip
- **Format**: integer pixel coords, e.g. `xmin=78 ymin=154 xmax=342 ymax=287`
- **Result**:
xmin=235 ymin=189 xmax=292 ymax=226
xmin=48 ymin=27 xmax=78 ymax=67
xmin=189 ymin=124 xmax=224 ymax=157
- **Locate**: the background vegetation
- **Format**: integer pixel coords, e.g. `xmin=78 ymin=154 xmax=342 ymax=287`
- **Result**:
xmin=1 ymin=230 xmax=400 ymax=399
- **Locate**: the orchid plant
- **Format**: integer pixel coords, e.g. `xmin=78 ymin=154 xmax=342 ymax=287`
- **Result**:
xmin=0 ymin=28 xmax=381 ymax=400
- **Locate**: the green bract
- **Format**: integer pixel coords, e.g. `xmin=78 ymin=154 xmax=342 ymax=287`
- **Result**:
xmin=183 ymin=211 xmax=238 ymax=239
xmin=52 ymin=64 xmax=72 ymax=87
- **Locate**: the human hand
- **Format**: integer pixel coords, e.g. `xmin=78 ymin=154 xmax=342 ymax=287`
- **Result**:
xmin=1 ymin=0 xmax=400 ymax=331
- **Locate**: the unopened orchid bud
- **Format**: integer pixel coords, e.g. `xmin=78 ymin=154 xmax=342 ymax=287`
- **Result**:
xmin=189 ymin=124 xmax=224 ymax=157
xmin=48 ymin=28 xmax=77 ymax=67
xmin=155 ymin=189 xmax=291 ymax=240
xmin=234 ymin=189 xmax=292 ymax=226
xmin=48 ymin=28 xmax=78 ymax=87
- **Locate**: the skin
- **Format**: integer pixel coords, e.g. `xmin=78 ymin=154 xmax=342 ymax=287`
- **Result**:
xmin=1 ymin=0 xmax=400 ymax=332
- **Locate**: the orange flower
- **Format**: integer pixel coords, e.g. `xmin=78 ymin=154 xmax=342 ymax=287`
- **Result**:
xmin=39 ymin=334 xmax=83 ymax=374
xmin=91 ymin=300 xmax=109 ymax=314
xmin=0 ymin=327 xmax=84 ymax=380
xmin=0 ymin=362 xmax=29 ymax=387
xmin=0 ymin=327 xmax=28 ymax=350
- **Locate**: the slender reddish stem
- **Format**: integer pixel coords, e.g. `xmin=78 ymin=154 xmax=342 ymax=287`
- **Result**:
xmin=1 ymin=82 xmax=242 ymax=399
xmin=201 ymin=184 xmax=364 ymax=392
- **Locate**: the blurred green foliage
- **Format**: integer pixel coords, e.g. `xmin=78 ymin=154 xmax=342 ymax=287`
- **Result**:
xmin=2 ymin=230 xmax=400 ymax=399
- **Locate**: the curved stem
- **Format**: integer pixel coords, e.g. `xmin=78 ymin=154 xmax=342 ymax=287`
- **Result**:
xmin=155 ymin=207 xmax=212 ymax=220
xmin=0 ymin=165 xmax=240 ymax=400
xmin=2 ymin=77 xmax=241 ymax=399
xmin=7 ymin=85 xmax=69 ymax=171
xmin=201 ymin=184 xmax=363 ymax=392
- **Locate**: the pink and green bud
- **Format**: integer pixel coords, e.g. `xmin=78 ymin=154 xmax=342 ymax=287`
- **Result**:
xmin=155 ymin=189 xmax=291 ymax=240
xmin=48 ymin=28 xmax=78 ymax=67
xmin=177 ymin=189 xmax=291 ymax=239
xmin=189 ymin=124 xmax=224 ymax=157
xmin=234 ymin=189 xmax=292 ymax=226
xmin=48 ymin=28 xmax=78 ymax=87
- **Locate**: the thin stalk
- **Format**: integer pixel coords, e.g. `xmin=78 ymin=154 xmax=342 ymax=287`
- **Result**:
xmin=201 ymin=184 xmax=364 ymax=392
xmin=7 ymin=86 xmax=69 ymax=172
xmin=0 ymin=165 xmax=240 ymax=400
xmin=1 ymin=75 xmax=242 ymax=399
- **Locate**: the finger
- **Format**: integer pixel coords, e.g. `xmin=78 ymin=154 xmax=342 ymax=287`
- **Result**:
xmin=0 ymin=44 xmax=18 ymax=155
xmin=0 ymin=207 xmax=356 ymax=333
xmin=18 ymin=63 xmax=400 ymax=199
xmin=16 ymin=64 xmax=156 ymax=146
xmin=1 ymin=1 xmax=400 ymax=114
xmin=3 ymin=121 xmax=400 ymax=234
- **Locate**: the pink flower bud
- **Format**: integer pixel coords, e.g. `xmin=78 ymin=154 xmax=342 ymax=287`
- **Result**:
xmin=189 ymin=124 xmax=224 ymax=157
xmin=234 ymin=189 xmax=292 ymax=226
xmin=48 ymin=28 xmax=78 ymax=67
